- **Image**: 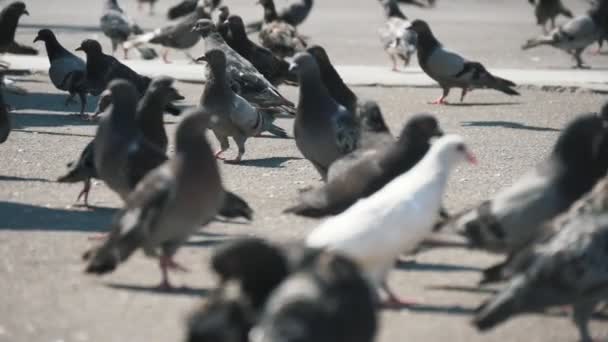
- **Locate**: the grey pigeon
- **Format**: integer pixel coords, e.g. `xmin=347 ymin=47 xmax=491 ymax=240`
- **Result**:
xmin=290 ymin=52 xmax=359 ymax=180
xmin=528 ymin=0 xmax=573 ymax=34
xmin=0 ymin=2 xmax=37 ymax=55
xmin=34 ymin=29 xmax=88 ymax=116
xmin=224 ymin=15 xmax=293 ymax=87
xmin=83 ymin=109 xmax=226 ymax=289
xmin=522 ymin=1 xmax=607 ymax=68
xmin=192 ymin=19 xmax=296 ymax=116
xmin=257 ymin=0 xmax=307 ymax=59
xmin=0 ymin=73 xmax=10 ymax=144
xmin=307 ymin=45 xmax=357 ymax=114
xmin=100 ymin=0 xmax=133 ymax=58
xmin=125 ymin=0 xmax=210 ymax=63
xmin=285 ymin=113 xmax=441 ymax=217
xmin=246 ymin=0 xmax=313 ymax=33
xmin=377 ymin=0 xmax=418 ymax=71
xmin=249 ymin=252 xmax=377 ymax=342
xmin=449 ymin=114 xmax=608 ymax=259
xmin=200 ymin=49 xmax=287 ymax=162
xmin=408 ymin=20 xmax=519 ymax=104
xmin=473 ymin=176 xmax=608 ymax=342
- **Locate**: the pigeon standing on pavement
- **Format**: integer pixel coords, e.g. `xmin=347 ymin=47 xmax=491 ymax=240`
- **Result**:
xmin=377 ymin=0 xmax=418 ymax=71
xmin=285 ymin=113 xmax=442 ymax=218
xmin=307 ymin=45 xmax=357 ymax=114
xmin=224 ymin=15 xmax=292 ymax=87
xmin=0 ymin=2 xmax=37 ymax=55
xmin=246 ymin=0 xmax=314 ymax=33
xmin=473 ymin=176 xmax=608 ymax=342
xmin=200 ymin=49 xmax=287 ymax=162
xmin=100 ymin=0 xmax=134 ymax=59
xmin=529 ymin=0 xmax=573 ymax=33
xmin=192 ymin=19 xmax=295 ymax=116
xmin=408 ymin=20 xmax=519 ymax=104
xmin=448 ymin=114 xmax=608 ymax=276
xmin=290 ymin=52 xmax=359 ymax=180
xmin=84 ymin=109 xmax=226 ymax=289
xmin=256 ymin=0 xmax=307 ymax=58
xmin=306 ymin=135 xmax=476 ymax=307
xmin=522 ymin=0 xmax=607 ymax=68
xmin=34 ymin=29 xmax=88 ymax=116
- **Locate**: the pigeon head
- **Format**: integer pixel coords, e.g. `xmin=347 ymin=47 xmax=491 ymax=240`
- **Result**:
xmin=407 ymin=20 xmax=438 ymax=50
xmin=218 ymin=5 xmax=230 ymax=21
xmin=5 ymin=2 xmax=29 ymax=17
xmin=226 ymin=15 xmax=247 ymax=36
xmin=192 ymin=19 xmax=216 ymax=36
xmin=431 ymin=135 xmax=477 ymax=167
xmin=211 ymin=239 xmax=290 ymax=308
xmin=306 ymin=45 xmax=333 ymax=71
xmin=357 ymin=101 xmax=390 ymax=134
xmin=400 ymin=114 xmax=443 ymax=143
xmin=200 ymin=48 xmax=227 ymax=74
xmin=379 ymin=0 xmax=407 ymax=20
xmin=33 ymin=29 xmax=56 ymax=43
xmin=289 ymin=52 xmax=321 ymax=81
xmin=107 ymin=79 xmax=139 ymax=107
xmin=148 ymin=76 xmax=185 ymax=103
xmin=75 ymin=39 xmax=103 ymax=55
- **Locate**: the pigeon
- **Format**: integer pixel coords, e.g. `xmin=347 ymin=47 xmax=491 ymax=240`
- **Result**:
xmin=290 ymin=52 xmax=359 ymax=180
xmin=192 ymin=19 xmax=296 ymax=116
xmin=224 ymin=15 xmax=293 ymax=87
xmin=377 ymin=0 xmax=418 ymax=72
xmin=307 ymin=45 xmax=357 ymax=114
xmin=34 ymin=29 xmax=88 ymax=116
xmin=522 ymin=1 xmax=607 ymax=68
xmin=200 ymin=49 xmax=287 ymax=162
xmin=306 ymin=135 xmax=476 ymax=307
xmin=473 ymin=177 xmax=608 ymax=342
xmin=100 ymin=0 xmax=134 ymax=59
xmin=215 ymin=5 xmax=231 ymax=42
xmin=125 ymin=0 xmax=210 ymax=63
xmin=246 ymin=0 xmax=314 ymax=33
xmin=57 ymin=141 xmax=97 ymax=206
xmin=449 ymin=114 xmax=608 ymax=263
xmin=257 ymin=0 xmax=307 ymax=58
xmin=407 ymin=20 xmax=519 ymax=104
xmin=83 ymin=109 xmax=226 ymax=289
xmin=528 ymin=0 xmax=573 ymax=34
xmin=249 ymin=252 xmax=377 ymax=342
xmin=326 ymin=101 xmax=394 ymax=181
xmin=168 ymin=0 xmax=220 ymax=20
xmin=0 ymin=2 xmax=37 ymax=55
xmin=285 ymin=113 xmax=442 ymax=218
xmin=137 ymin=0 xmax=158 ymax=15
xmin=0 ymin=73 xmax=10 ymax=144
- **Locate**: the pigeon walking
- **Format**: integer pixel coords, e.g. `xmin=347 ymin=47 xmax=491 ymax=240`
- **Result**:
xmin=34 ymin=29 xmax=88 ymax=116
xmin=474 ymin=176 xmax=608 ymax=342
xmin=377 ymin=0 xmax=417 ymax=71
xmin=0 ymin=2 xmax=37 ymax=55
xmin=407 ymin=20 xmax=519 ymax=104
xmin=306 ymin=135 xmax=476 ymax=307
xmin=83 ymin=109 xmax=226 ymax=289
xmin=100 ymin=0 xmax=134 ymax=59
xmin=529 ymin=0 xmax=573 ymax=34
xmin=290 ymin=52 xmax=359 ymax=180
xmin=200 ymin=49 xmax=287 ymax=162
xmin=256 ymin=0 xmax=307 ymax=58
xmin=285 ymin=113 xmax=441 ymax=217
xmin=246 ymin=0 xmax=313 ymax=33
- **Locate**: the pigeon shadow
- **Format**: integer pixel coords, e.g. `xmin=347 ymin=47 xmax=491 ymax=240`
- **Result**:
xmin=461 ymin=121 xmax=560 ymax=132
xmin=183 ymin=238 xmax=235 ymax=248
xmin=12 ymin=128 xmax=95 ymax=138
xmin=426 ymin=285 xmax=499 ymax=295
xmin=386 ymin=303 xmax=477 ymax=316
xmin=19 ymin=23 xmax=105 ymax=33
xmin=106 ymin=283 xmax=210 ymax=298
xmin=5 ymin=92 xmax=99 ymax=115
xmin=446 ymin=102 xmax=522 ymax=107
xmin=0 ymin=175 xmax=50 ymax=182
xmin=233 ymin=156 xmax=302 ymax=168
xmin=255 ymin=133 xmax=294 ymax=140
xmin=396 ymin=260 xmax=483 ymax=273
xmin=0 ymin=201 xmax=116 ymax=233
xmin=11 ymin=111 xmax=97 ymax=129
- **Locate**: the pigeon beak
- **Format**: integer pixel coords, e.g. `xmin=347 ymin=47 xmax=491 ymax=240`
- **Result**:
xmin=288 ymin=63 xmax=298 ymax=73
xmin=23 ymin=9 xmax=29 ymax=15
xmin=75 ymin=46 xmax=83 ymax=52
xmin=172 ymin=88 xmax=185 ymax=101
xmin=195 ymin=55 xmax=206 ymax=62
xmin=433 ymin=128 xmax=444 ymax=137
xmin=33 ymin=36 xmax=40 ymax=43
xmin=465 ymin=150 xmax=477 ymax=165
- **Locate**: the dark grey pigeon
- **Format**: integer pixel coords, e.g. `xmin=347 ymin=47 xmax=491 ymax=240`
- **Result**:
xmin=307 ymin=45 xmax=357 ymax=114
xmin=192 ymin=19 xmax=295 ymax=116
xmin=256 ymin=0 xmax=307 ymax=59
xmin=84 ymin=109 xmax=226 ymax=289
xmin=284 ymin=113 xmax=441 ymax=217
xmin=168 ymin=0 xmax=220 ymax=20
xmin=290 ymin=52 xmax=359 ymax=180
xmin=246 ymin=0 xmax=313 ymax=33
xmin=377 ymin=0 xmax=417 ymax=71
xmin=522 ymin=0 xmax=607 ymax=68
xmin=528 ymin=0 xmax=573 ymax=34
xmin=200 ymin=49 xmax=287 ymax=162
xmin=408 ymin=20 xmax=519 ymax=104
xmin=473 ymin=176 xmax=608 ymax=342
xmin=224 ymin=15 xmax=292 ymax=87
xmin=249 ymin=252 xmax=377 ymax=342
xmin=0 ymin=73 xmax=10 ymax=144
xmin=34 ymin=29 xmax=88 ymax=116
xmin=100 ymin=0 xmax=132 ymax=58
xmin=0 ymin=2 xmax=37 ymax=55
xmin=449 ymin=114 xmax=608 ymax=258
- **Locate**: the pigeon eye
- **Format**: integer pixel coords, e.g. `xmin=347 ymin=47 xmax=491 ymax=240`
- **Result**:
xmin=456 ymin=143 xmax=465 ymax=152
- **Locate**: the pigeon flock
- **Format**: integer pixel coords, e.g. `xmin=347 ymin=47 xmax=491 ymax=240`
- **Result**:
xmin=0 ymin=0 xmax=608 ymax=341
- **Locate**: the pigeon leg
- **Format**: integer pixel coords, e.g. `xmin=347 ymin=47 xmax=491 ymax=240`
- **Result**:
xmin=111 ymin=40 xmax=118 ymax=57
xmin=214 ymin=133 xmax=230 ymax=160
xmin=572 ymin=301 xmax=595 ymax=342
xmin=380 ymin=280 xmax=417 ymax=309
xmin=430 ymin=88 xmax=449 ymax=105
xmin=390 ymin=54 xmax=398 ymax=72
xmin=78 ymin=91 xmax=87 ymax=117
xmin=460 ymin=88 xmax=469 ymax=102
xmin=122 ymin=44 xmax=129 ymax=60
xmin=76 ymin=178 xmax=92 ymax=207
xmin=573 ymin=49 xmax=590 ymax=69
xmin=226 ymin=136 xmax=246 ymax=163
xmin=161 ymin=48 xmax=172 ymax=64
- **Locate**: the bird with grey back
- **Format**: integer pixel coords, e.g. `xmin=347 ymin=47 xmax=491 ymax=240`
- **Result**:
xmin=408 ymin=20 xmax=519 ymax=104
xmin=290 ymin=52 xmax=359 ymax=180
xmin=377 ymin=0 xmax=418 ymax=71
xmin=200 ymin=49 xmax=287 ymax=163
xmin=0 ymin=2 xmax=37 ymax=55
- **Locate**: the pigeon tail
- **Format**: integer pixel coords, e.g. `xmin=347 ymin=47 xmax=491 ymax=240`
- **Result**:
xmin=83 ymin=229 xmax=145 ymax=274
xmin=57 ymin=163 xmax=89 ymax=183
xmin=219 ymin=191 xmax=254 ymax=221
xmin=473 ymin=276 xmax=526 ymax=330
xmin=522 ymin=37 xmax=553 ymax=50
xmin=167 ymin=0 xmax=197 ymax=20
xmin=283 ymin=203 xmax=331 ymax=218
xmin=266 ymin=123 xmax=288 ymax=138
xmin=134 ymin=45 xmax=158 ymax=60
xmin=489 ymin=75 xmax=520 ymax=96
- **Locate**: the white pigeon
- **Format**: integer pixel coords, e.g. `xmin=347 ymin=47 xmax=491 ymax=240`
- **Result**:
xmin=306 ymin=134 xmax=476 ymax=307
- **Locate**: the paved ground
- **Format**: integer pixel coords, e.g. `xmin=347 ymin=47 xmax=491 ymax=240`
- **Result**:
xmin=1 ymin=0 xmax=608 ymax=341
